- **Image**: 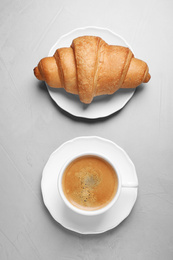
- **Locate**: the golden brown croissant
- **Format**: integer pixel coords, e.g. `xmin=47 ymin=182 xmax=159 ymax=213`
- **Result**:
xmin=34 ymin=36 xmax=151 ymax=104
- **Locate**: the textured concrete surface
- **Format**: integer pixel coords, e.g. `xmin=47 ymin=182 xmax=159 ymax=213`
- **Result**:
xmin=0 ymin=0 xmax=173 ymax=259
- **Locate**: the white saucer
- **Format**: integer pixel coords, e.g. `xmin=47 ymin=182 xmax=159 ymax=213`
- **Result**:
xmin=41 ymin=136 xmax=138 ymax=234
xmin=46 ymin=26 xmax=135 ymax=119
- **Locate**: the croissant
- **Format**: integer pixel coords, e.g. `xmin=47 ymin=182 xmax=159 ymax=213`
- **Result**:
xmin=34 ymin=36 xmax=151 ymax=104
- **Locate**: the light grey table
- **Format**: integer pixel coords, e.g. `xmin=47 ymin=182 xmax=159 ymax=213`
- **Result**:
xmin=1 ymin=0 xmax=173 ymax=259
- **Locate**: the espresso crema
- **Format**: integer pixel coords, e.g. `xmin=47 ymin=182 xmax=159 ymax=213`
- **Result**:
xmin=62 ymin=155 xmax=118 ymax=211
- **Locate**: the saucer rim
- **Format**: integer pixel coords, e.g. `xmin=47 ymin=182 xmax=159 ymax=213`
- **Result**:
xmin=41 ymin=136 xmax=138 ymax=234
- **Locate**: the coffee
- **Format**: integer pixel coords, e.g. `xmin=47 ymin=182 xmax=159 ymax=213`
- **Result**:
xmin=62 ymin=155 xmax=118 ymax=211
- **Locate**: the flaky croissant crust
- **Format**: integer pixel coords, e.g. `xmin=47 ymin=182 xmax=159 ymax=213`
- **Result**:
xmin=34 ymin=36 xmax=150 ymax=104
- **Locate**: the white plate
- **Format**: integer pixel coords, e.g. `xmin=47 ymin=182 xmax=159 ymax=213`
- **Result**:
xmin=41 ymin=136 xmax=138 ymax=234
xmin=47 ymin=26 xmax=135 ymax=119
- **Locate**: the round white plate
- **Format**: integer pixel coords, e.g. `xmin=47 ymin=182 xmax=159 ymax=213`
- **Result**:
xmin=41 ymin=136 xmax=138 ymax=234
xmin=46 ymin=26 xmax=135 ymax=119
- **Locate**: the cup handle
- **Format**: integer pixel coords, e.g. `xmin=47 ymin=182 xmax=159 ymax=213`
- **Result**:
xmin=121 ymin=181 xmax=138 ymax=188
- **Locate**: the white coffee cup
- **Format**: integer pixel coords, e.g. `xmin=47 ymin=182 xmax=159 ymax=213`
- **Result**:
xmin=58 ymin=152 xmax=122 ymax=216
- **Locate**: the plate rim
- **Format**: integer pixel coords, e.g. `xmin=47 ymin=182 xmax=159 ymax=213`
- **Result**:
xmin=48 ymin=25 xmax=134 ymax=56
xmin=46 ymin=26 xmax=136 ymax=119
